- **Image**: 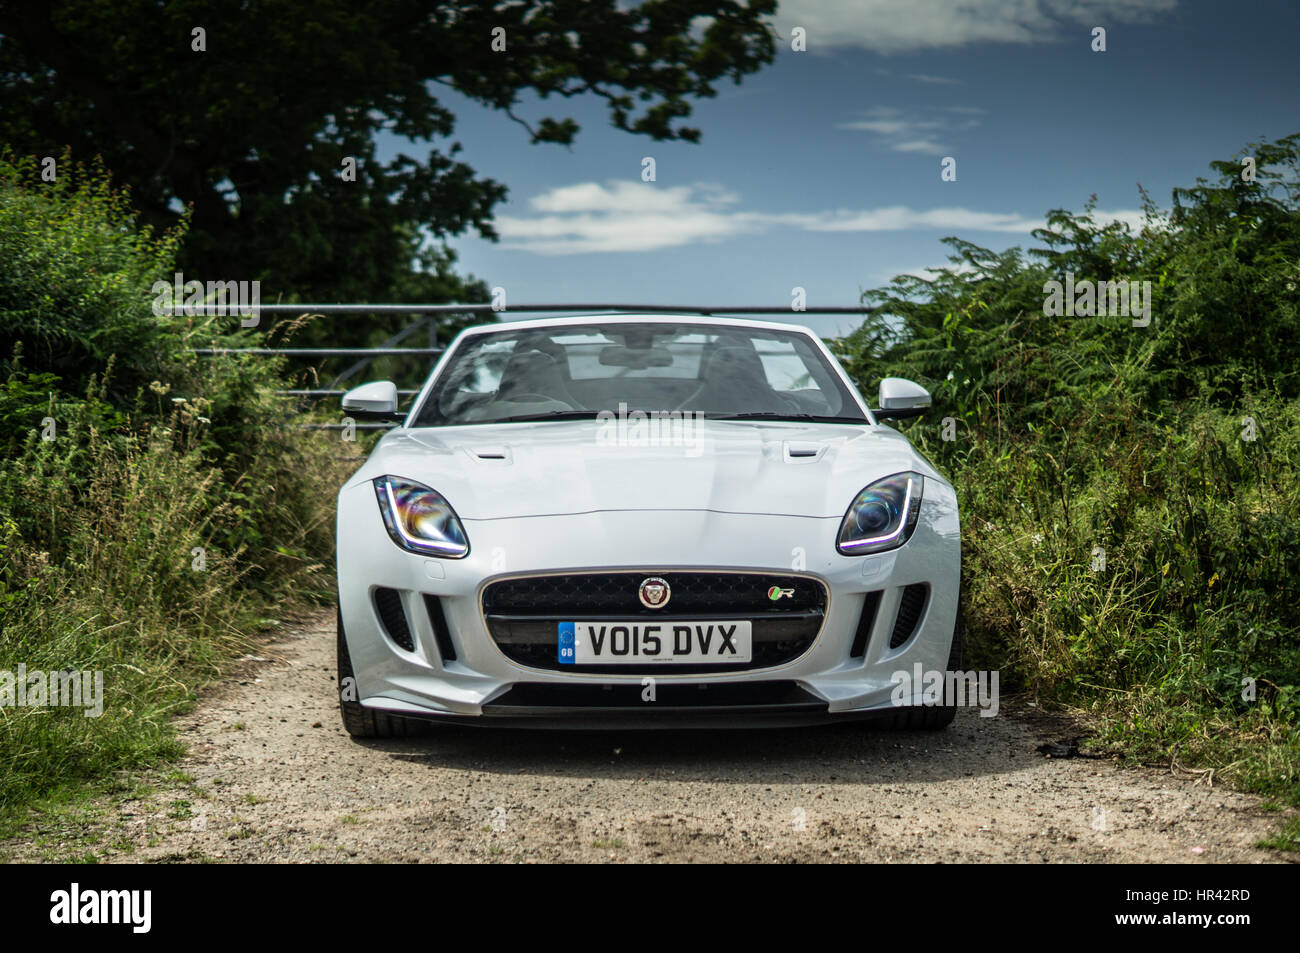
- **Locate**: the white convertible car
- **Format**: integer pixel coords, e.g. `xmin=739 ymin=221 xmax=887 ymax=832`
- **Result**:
xmin=335 ymin=314 xmax=962 ymax=736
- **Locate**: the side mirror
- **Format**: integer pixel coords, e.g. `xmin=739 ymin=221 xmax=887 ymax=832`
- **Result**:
xmin=341 ymin=381 xmax=403 ymax=420
xmin=874 ymin=377 xmax=931 ymax=420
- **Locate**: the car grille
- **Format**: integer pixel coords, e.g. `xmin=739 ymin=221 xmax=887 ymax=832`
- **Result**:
xmin=482 ymin=571 xmax=827 ymax=673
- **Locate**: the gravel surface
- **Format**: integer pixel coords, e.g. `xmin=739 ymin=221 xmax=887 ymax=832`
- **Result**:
xmin=8 ymin=611 xmax=1293 ymax=863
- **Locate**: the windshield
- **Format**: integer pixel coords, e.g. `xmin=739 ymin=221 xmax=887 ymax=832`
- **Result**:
xmin=410 ymin=321 xmax=868 ymax=427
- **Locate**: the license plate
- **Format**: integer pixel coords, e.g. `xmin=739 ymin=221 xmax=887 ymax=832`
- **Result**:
xmin=558 ymin=621 xmax=752 ymax=665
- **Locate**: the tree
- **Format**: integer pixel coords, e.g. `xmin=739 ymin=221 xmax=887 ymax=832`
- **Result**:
xmin=0 ymin=0 xmax=777 ymax=340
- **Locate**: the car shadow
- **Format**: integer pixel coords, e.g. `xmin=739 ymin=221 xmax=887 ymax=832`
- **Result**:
xmin=360 ymin=707 xmax=1048 ymax=786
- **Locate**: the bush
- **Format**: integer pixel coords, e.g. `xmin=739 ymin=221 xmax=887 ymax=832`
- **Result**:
xmin=0 ymin=151 xmax=185 ymax=405
xmin=0 ymin=154 xmax=349 ymax=822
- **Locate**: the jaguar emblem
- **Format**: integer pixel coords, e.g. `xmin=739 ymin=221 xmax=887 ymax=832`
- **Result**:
xmin=638 ymin=576 xmax=671 ymax=609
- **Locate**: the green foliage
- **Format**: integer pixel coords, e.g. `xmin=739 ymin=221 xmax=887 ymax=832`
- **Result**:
xmin=0 ymin=153 xmax=350 ymax=821
xmin=1257 ymin=816 xmax=1300 ymax=852
xmin=834 ymin=134 xmax=1300 ymax=808
xmin=0 ymin=151 xmax=184 ymax=405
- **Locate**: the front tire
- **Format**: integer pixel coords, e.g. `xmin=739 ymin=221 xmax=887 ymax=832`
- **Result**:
xmin=337 ymin=606 xmax=424 ymax=738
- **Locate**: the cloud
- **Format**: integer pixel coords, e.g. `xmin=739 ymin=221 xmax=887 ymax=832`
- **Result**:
xmin=773 ymin=207 xmax=1043 ymax=233
xmin=496 ymin=181 xmax=760 ymax=254
xmin=494 ymin=181 xmax=1157 ymax=255
xmin=907 ymin=73 xmax=961 ymax=85
xmin=495 ymin=182 xmax=1153 ymax=255
xmin=836 ymin=106 xmax=981 ymax=155
xmin=892 ymin=139 xmax=949 ymax=155
xmin=527 ymin=181 xmax=741 ymax=215
xmin=773 ymin=0 xmax=1178 ymax=53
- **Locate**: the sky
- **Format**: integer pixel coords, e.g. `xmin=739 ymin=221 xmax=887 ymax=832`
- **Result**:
xmin=377 ymin=0 xmax=1300 ymax=337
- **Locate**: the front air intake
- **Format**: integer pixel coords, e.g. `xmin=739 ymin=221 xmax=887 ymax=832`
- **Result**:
xmin=850 ymin=590 xmax=882 ymax=658
xmin=373 ymin=587 xmax=415 ymax=651
xmin=422 ymin=594 xmax=457 ymax=662
xmin=888 ymin=583 xmax=929 ymax=649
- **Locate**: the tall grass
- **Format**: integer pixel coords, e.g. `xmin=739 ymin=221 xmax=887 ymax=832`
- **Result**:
xmin=0 ymin=368 xmax=352 ymax=821
xmin=0 ymin=154 xmax=354 ymax=826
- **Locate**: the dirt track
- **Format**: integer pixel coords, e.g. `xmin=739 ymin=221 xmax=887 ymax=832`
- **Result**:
xmin=7 ymin=610 xmax=1293 ymax=863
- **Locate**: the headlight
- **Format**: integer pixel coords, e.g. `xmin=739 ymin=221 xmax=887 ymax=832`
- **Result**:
xmin=373 ymin=476 xmax=469 ymax=558
xmin=837 ymin=472 xmax=923 ymax=555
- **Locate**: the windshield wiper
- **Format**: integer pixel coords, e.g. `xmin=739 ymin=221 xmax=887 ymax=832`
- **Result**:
xmin=479 ymin=410 xmax=604 ymax=424
xmin=707 ymin=412 xmax=869 ymax=424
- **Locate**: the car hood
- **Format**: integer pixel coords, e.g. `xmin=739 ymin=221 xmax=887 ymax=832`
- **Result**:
xmin=349 ymin=419 xmax=940 ymax=520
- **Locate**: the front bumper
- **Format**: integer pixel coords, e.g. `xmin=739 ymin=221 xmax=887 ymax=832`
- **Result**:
xmin=336 ymin=480 xmax=961 ymax=727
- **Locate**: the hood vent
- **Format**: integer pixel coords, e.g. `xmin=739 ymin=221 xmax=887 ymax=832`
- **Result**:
xmin=782 ymin=441 xmax=825 ymax=464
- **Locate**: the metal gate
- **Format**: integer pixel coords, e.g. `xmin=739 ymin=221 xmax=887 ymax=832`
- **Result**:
xmin=187 ymin=303 xmax=873 ymax=429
